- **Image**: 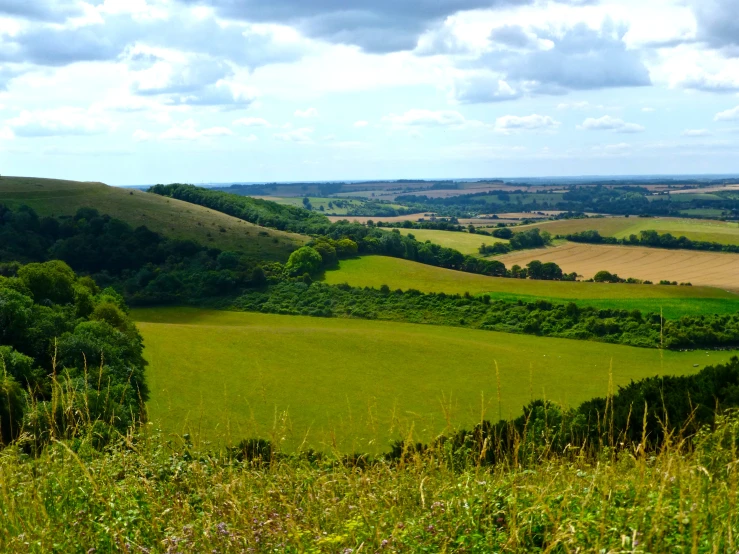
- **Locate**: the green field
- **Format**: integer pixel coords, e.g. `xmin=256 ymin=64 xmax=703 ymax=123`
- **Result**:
xmin=322 ymin=256 xmax=739 ymax=317
xmin=0 ymin=177 xmax=307 ymax=260
xmin=520 ymin=216 xmax=739 ymax=245
xmin=398 ymin=228 xmax=507 ymax=256
xmin=135 ymin=308 xmax=739 ymax=452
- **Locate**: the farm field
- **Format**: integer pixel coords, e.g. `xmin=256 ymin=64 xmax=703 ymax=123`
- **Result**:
xmin=498 ymin=242 xmax=739 ymax=291
xmin=322 ymin=256 xmax=739 ymax=317
xmin=135 ymin=308 xmax=738 ymax=452
xmin=327 ymin=212 xmax=432 ymax=224
xmin=398 ymin=229 xmax=507 ymax=256
xmin=519 ymin=216 xmax=739 ymax=245
xmin=251 ymin=196 xmax=369 ymax=215
xmin=0 ymin=177 xmax=307 ymax=260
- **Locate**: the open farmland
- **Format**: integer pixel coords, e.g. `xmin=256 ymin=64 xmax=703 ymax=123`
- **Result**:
xmin=0 ymin=177 xmax=307 ymax=260
xmin=135 ymin=308 xmax=738 ymax=452
xmin=498 ymin=242 xmax=739 ymax=291
xmin=322 ymin=256 xmax=739 ymax=317
xmin=398 ymin=229 xmax=507 ymax=256
xmin=328 ymin=212 xmax=432 ymax=224
xmin=519 ymin=216 xmax=739 ymax=245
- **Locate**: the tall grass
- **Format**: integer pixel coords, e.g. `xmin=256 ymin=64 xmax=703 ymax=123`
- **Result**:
xmin=2 ymin=376 xmax=739 ymax=552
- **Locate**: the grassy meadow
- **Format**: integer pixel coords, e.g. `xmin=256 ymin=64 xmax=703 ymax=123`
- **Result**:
xmin=322 ymin=255 xmax=739 ymax=317
xmin=0 ymin=176 xmax=307 ymax=260
xmin=520 ymin=216 xmax=739 ymax=245
xmin=398 ymin=228 xmax=507 ymax=256
xmin=135 ymin=307 xmax=738 ymax=452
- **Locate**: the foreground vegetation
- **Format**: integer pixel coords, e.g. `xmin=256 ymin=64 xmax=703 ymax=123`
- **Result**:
xmin=135 ymin=308 xmax=737 ymax=450
xmin=3 ymin=367 xmax=739 ymax=551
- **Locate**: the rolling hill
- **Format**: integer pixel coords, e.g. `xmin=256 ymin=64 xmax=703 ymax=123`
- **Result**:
xmin=0 ymin=176 xmax=308 ymax=261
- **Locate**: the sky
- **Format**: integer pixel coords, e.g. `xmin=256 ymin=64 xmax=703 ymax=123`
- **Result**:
xmin=0 ymin=0 xmax=738 ymax=186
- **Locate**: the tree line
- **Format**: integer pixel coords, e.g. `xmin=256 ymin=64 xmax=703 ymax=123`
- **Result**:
xmin=565 ymin=228 xmax=739 ymax=253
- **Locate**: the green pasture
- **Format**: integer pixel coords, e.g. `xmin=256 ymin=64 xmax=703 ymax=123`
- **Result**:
xmin=0 ymin=176 xmax=307 ymax=260
xmin=398 ymin=228 xmax=507 ymax=256
xmin=322 ymin=256 xmax=739 ymax=318
xmin=135 ymin=308 xmax=739 ymax=452
xmin=519 ymin=216 xmax=739 ymax=245
xmin=255 ymin=196 xmax=363 ymax=215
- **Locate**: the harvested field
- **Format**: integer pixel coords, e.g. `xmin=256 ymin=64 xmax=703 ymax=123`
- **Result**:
xmin=518 ymin=216 xmax=739 ymax=246
xmin=497 ymin=242 xmax=739 ymax=291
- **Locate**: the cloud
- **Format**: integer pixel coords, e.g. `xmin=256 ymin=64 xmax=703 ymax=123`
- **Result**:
xmin=494 ymin=114 xmax=560 ymax=133
xmin=0 ymin=0 xmax=84 ymax=22
xmin=0 ymin=126 xmax=14 ymax=140
xmin=274 ymin=127 xmax=314 ymax=143
xmin=715 ymin=106 xmax=739 ymax=121
xmin=642 ymin=107 xmax=655 ymax=113
xmin=0 ymin=9 xmax=303 ymax=70
xmin=691 ymin=0 xmax=739 ymax=53
xmin=294 ymin=107 xmax=318 ymax=118
xmin=381 ymin=109 xmax=476 ymax=128
xmin=453 ymin=75 xmax=521 ymax=104
xmin=176 ymin=0 xmax=591 ymax=53
xmin=353 ymin=120 xmax=369 ymax=128
xmin=6 ymin=108 xmax=113 ymax=137
xmin=578 ymin=116 xmax=645 ymax=133
xmin=489 ymin=25 xmax=539 ymax=49
xmin=681 ymin=72 xmax=739 ymax=93
xmin=455 ymin=21 xmax=651 ymax=103
xmin=131 ymin=57 xmax=255 ymax=108
xmin=681 ymin=129 xmax=711 ymax=137
xmin=233 ymin=117 xmax=272 ymax=127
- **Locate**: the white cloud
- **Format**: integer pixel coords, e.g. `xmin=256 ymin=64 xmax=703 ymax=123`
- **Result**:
xmin=681 ymin=129 xmax=711 ymax=137
xmin=294 ymin=107 xmax=318 ymax=118
xmin=641 ymin=107 xmax=656 ymax=113
xmin=132 ymin=129 xmax=153 ymax=142
xmin=6 ymin=108 xmax=113 ymax=137
xmin=494 ymin=114 xmax=560 ymax=133
xmin=353 ymin=120 xmax=369 ymax=128
xmin=715 ymin=106 xmax=739 ymax=121
xmin=0 ymin=126 xmax=14 ymax=140
xmin=233 ymin=117 xmax=272 ymax=128
xmin=382 ymin=109 xmax=477 ymax=128
xmin=274 ymin=127 xmax=313 ymax=143
xmin=578 ymin=116 xmax=645 ymax=133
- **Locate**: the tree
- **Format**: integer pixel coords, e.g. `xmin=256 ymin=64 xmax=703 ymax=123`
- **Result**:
xmin=285 ymin=246 xmax=323 ymax=277
xmin=17 ymin=260 xmax=76 ymax=304
xmin=302 ymin=197 xmax=313 ymax=211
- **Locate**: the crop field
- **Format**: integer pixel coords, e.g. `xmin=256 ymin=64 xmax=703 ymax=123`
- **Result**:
xmin=519 ymin=216 xmax=739 ymax=245
xmin=498 ymin=242 xmax=739 ymax=291
xmin=252 ymin=196 xmax=366 ymax=215
xmin=135 ymin=308 xmax=738 ymax=452
xmin=398 ymin=229 xmax=507 ymax=256
xmin=322 ymin=256 xmax=739 ymax=317
xmin=328 ymin=212 xmax=432 ymax=224
xmin=0 ymin=177 xmax=307 ymax=260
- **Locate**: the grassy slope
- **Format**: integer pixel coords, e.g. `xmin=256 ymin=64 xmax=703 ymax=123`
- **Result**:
xmin=397 ymin=228 xmax=507 ymax=256
xmin=322 ymin=256 xmax=739 ymax=317
xmin=0 ymin=177 xmax=308 ymax=261
xmin=135 ymin=308 xmax=739 ymax=452
xmin=519 ymin=216 xmax=739 ymax=245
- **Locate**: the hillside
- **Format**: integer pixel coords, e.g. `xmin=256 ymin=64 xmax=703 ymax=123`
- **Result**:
xmin=0 ymin=177 xmax=308 ymax=261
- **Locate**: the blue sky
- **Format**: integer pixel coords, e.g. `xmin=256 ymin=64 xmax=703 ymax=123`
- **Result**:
xmin=0 ymin=0 xmax=737 ymax=185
